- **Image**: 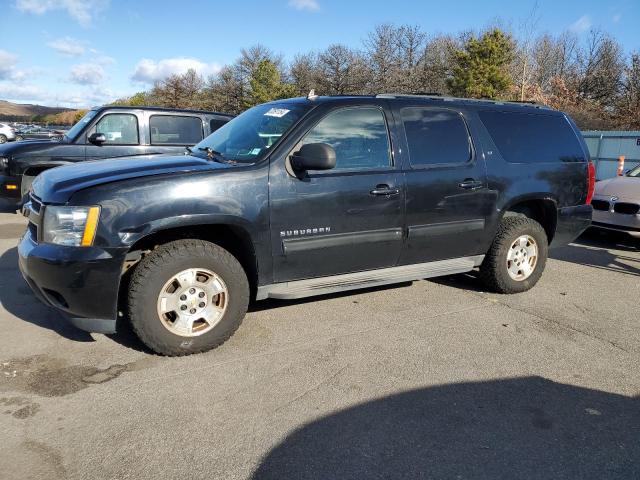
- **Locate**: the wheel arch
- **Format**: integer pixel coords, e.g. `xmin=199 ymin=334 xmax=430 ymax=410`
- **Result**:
xmin=501 ymin=195 xmax=558 ymax=244
xmin=118 ymin=221 xmax=261 ymax=316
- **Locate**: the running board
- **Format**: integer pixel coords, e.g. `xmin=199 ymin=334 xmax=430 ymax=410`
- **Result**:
xmin=257 ymin=255 xmax=484 ymax=300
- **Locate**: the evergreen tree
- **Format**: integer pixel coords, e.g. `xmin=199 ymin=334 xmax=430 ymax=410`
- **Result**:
xmin=448 ymin=29 xmax=514 ymax=99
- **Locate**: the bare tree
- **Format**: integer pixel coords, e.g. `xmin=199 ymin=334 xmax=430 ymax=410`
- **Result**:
xmin=317 ymin=44 xmax=368 ymax=95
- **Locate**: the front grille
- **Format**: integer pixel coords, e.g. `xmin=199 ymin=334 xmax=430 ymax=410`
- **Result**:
xmin=613 ymin=202 xmax=640 ymax=215
xmin=30 ymin=193 xmax=42 ymax=213
xmin=591 ymin=199 xmax=610 ymax=211
xmin=26 ymin=192 xmax=43 ymax=242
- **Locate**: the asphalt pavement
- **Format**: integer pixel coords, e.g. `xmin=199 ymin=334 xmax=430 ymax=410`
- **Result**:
xmin=0 ymin=203 xmax=639 ymax=479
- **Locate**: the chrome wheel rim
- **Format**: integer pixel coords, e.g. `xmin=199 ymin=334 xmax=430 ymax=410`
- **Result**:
xmin=506 ymin=235 xmax=538 ymax=281
xmin=156 ymin=268 xmax=228 ymax=337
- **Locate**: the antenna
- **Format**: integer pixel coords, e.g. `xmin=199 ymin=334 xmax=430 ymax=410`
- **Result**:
xmin=307 ymin=89 xmax=318 ymax=100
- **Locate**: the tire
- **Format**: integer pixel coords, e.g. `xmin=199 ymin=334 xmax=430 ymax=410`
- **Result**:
xmin=16 ymin=135 xmax=23 ymax=141
xmin=0 ymin=135 xmax=6 ymax=144
xmin=479 ymin=216 xmax=548 ymax=294
xmin=127 ymin=239 xmax=250 ymax=356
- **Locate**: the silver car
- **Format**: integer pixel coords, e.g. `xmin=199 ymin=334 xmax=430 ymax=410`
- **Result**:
xmin=591 ymin=165 xmax=640 ymax=239
xmin=0 ymin=123 xmax=16 ymax=144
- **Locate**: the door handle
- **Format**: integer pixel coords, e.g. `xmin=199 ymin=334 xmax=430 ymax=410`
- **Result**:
xmin=458 ymin=179 xmax=484 ymax=190
xmin=370 ymin=184 xmax=400 ymax=196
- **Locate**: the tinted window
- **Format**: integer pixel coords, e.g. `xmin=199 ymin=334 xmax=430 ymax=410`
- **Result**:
xmin=301 ymin=107 xmax=391 ymax=170
xmin=479 ymin=111 xmax=585 ymax=163
xmin=210 ymin=119 xmax=227 ymax=133
xmin=149 ymin=115 xmax=202 ymax=145
xmin=401 ymin=108 xmax=471 ymax=166
xmin=95 ymin=114 xmax=139 ymax=145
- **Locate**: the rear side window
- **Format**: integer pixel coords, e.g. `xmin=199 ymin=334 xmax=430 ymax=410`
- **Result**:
xmin=150 ymin=115 xmax=202 ymax=145
xmin=401 ymin=108 xmax=471 ymax=166
xmin=479 ymin=111 xmax=585 ymax=163
xmin=210 ymin=119 xmax=227 ymax=133
xmin=301 ymin=107 xmax=391 ymax=170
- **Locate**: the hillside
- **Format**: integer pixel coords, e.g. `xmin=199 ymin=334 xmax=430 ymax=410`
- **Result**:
xmin=0 ymin=100 xmax=72 ymax=119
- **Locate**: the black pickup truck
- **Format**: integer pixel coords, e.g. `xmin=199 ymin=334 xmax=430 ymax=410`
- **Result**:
xmin=0 ymin=105 xmax=233 ymax=202
xmin=19 ymin=94 xmax=594 ymax=355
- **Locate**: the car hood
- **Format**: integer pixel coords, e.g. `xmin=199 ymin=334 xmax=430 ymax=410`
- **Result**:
xmin=0 ymin=139 xmax=59 ymax=156
xmin=32 ymin=154 xmax=233 ymax=204
xmin=594 ymin=177 xmax=640 ymax=201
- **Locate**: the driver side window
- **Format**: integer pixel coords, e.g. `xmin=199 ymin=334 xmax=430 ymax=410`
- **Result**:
xmin=301 ymin=107 xmax=391 ymax=170
xmin=94 ymin=114 xmax=139 ymax=145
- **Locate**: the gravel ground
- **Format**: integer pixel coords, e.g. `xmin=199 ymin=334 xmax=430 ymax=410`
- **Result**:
xmin=0 ymin=204 xmax=638 ymax=480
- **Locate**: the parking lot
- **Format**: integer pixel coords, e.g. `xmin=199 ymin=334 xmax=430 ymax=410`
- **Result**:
xmin=0 ymin=205 xmax=638 ymax=479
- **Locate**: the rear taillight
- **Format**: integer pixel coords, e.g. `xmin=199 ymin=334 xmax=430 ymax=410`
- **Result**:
xmin=586 ymin=161 xmax=596 ymax=205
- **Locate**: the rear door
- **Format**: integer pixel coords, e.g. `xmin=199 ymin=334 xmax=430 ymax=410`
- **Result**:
xmin=393 ymin=105 xmax=495 ymax=265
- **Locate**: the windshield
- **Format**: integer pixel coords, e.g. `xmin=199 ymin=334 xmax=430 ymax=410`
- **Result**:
xmin=191 ymin=103 xmax=310 ymax=163
xmin=627 ymin=164 xmax=640 ymax=177
xmin=64 ymin=109 xmax=98 ymax=141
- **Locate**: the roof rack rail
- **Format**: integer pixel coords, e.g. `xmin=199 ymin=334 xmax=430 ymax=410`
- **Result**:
xmin=375 ymin=93 xmax=550 ymax=109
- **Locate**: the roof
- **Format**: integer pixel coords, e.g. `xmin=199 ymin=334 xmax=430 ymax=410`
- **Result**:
xmin=90 ymin=105 xmax=234 ymax=117
xmin=267 ymin=94 xmax=555 ymax=112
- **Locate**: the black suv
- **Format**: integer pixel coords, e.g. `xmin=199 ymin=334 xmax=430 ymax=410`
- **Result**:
xmin=19 ymin=94 xmax=594 ymax=355
xmin=0 ymin=106 xmax=233 ymax=202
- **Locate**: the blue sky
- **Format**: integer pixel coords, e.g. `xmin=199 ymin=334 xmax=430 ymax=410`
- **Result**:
xmin=0 ymin=0 xmax=637 ymax=108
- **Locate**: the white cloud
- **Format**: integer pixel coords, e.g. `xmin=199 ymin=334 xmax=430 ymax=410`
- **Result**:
xmin=0 ymin=83 xmax=48 ymax=102
xmin=288 ymin=0 xmax=319 ymax=11
xmin=569 ymin=14 xmax=592 ymax=33
xmin=69 ymin=63 xmax=105 ymax=85
xmin=0 ymin=50 xmax=19 ymax=80
xmin=46 ymin=37 xmax=85 ymax=56
xmin=15 ymin=0 xmax=109 ymax=27
xmin=131 ymin=57 xmax=221 ymax=84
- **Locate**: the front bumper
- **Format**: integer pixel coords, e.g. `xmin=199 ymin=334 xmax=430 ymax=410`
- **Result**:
xmin=591 ymin=196 xmax=640 ymax=239
xmin=18 ymin=228 xmax=128 ymax=333
xmin=0 ymin=174 xmax=21 ymax=200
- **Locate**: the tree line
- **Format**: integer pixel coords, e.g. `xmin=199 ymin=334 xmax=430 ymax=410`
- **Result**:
xmin=117 ymin=24 xmax=639 ymax=130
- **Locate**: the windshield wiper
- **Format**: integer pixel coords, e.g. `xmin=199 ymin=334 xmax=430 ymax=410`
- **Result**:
xmin=197 ymin=147 xmax=237 ymax=164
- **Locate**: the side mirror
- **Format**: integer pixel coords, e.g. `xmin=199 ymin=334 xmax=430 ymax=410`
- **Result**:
xmin=88 ymin=132 xmax=106 ymax=145
xmin=291 ymin=143 xmax=336 ymax=171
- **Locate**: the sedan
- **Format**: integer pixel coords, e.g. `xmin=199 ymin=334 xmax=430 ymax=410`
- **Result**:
xmin=591 ymin=164 xmax=640 ymax=241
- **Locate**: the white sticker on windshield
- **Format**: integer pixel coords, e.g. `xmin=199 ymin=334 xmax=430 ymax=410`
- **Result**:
xmin=264 ymin=108 xmax=290 ymax=118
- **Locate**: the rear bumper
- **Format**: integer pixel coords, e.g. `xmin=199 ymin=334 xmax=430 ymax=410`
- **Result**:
xmin=18 ymin=229 xmax=128 ymax=333
xmin=549 ymin=204 xmax=593 ymax=248
xmin=0 ymin=174 xmax=21 ymax=200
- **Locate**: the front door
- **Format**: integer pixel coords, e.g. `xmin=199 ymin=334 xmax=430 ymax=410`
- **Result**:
xmin=84 ymin=112 xmax=147 ymax=160
xmin=269 ymin=104 xmax=405 ymax=283
xmin=393 ymin=105 xmax=495 ymax=265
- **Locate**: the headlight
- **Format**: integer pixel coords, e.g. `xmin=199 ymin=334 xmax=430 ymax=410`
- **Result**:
xmin=42 ymin=206 xmax=101 ymax=246
xmin=0 ymin=157 xmax=8 ymax=171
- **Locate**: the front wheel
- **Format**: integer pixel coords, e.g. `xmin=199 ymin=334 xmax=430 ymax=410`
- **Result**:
xmin=16 ymin=135 xmax=24 ymax=141
xmin=479 ymin=216 xmax=548 ymax=294
xmin=127 ymin=239 xmax=250 ymax=356
xmin=0 ymin=134 xmax=6 ymax=144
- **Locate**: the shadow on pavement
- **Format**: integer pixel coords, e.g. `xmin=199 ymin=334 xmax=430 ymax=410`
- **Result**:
xmin=0 ymin=246 xmax=94 ymax=342
xmin=551 ymin=230 xmax=640 ymax=277
xmin=253 ymin=376 xmax=640 ymax=480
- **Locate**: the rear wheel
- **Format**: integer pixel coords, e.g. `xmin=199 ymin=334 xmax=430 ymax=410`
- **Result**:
xmin=128 ymin=239 xmax=249 ymax=356
xmin=16 ymin=135 xmax=24 ymax=141
xmin=479 ymin=216 xmax=548 ymax=293
xmin=0 ymin=134 xmax=6 ymax=144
